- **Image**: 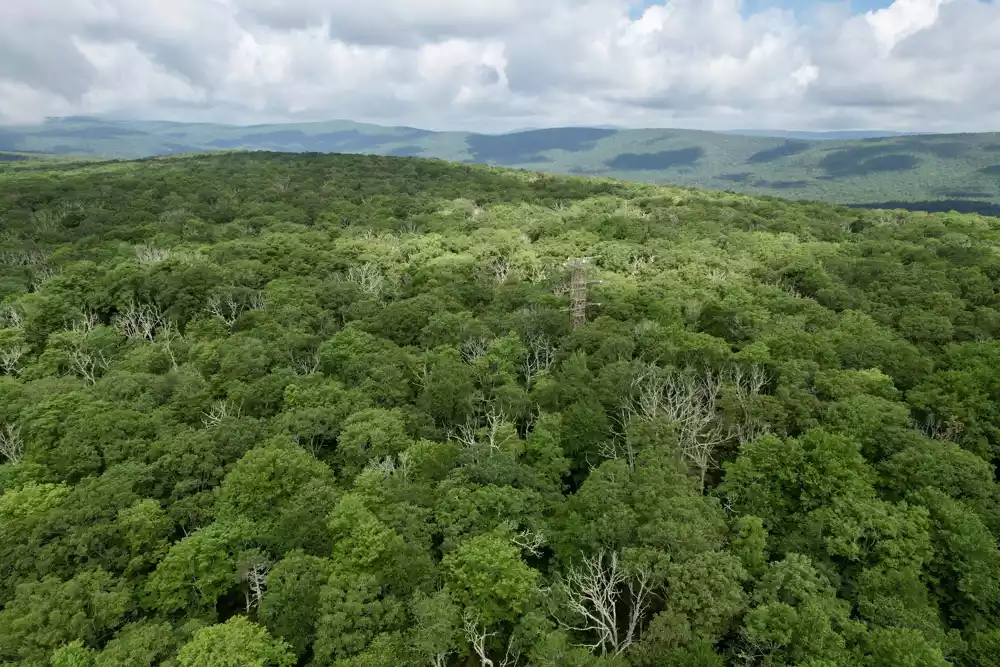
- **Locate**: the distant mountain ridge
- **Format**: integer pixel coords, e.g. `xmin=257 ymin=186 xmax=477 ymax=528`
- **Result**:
xmin=2 ymin=117 xmax=999 ymax=210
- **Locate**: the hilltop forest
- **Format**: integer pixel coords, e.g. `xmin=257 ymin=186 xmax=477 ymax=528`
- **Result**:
xmin=1 ymin=152 xmax=1000 ymax=667
xmin=3 ymin=117 xmax=1000 ymax=213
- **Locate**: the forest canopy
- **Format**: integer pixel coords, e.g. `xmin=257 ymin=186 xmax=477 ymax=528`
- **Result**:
xmin=1 ymin=151 xmax=1000 ymax=666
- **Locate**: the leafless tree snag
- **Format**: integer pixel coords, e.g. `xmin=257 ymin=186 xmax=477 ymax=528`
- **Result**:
xmin=0 ymin=423 xmax=23 ymax=464
xmin=611 ymin=364 xmax=770 ymax=490
xmin=69 ymin=347 xmax=108 ymax=385
xmin=0 ymin=345 xmax=26 ymax=375
xmin=345 ymin=262 xmax=386 ymax=298
xmin=557 ymin=550 xmax=652 ymax=656
xmin=488 ymin=254 xmax=516 ymax=285
xmin=203 ymin=400 xmax=239 ymax=427
xmin=463 ymin=613 xmax=522 ymax=667
xmin=917 ymin=413 xmax=965 ymax=442
xmin=71 ymin=311 xmax=100 ymax=336
xmin=510 ymin=527 xmax=546 ymax=557
xmin=116 ymin=299 xmax=167 ymax=341
xmin=239 ymin=552 xmax=271 ymax=613
xmin=464 ymin=613 xmax=495 ymax=667
xmin=0 ymin=303 xmax=23 ymax=330
xmin=133 ymin=244 xmax=173 ymax=265
xmin=206 ymin=290 xmax=265 ymax=329
xmin=522 ymin=333 xmax=555 ymax=390
xmin=723 ymin=365 xmax=772 ymax=446
xmin=461 ymin=336 xmax=492 ymax=363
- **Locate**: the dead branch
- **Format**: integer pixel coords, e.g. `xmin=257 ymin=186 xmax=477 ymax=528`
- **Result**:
xmin=557 ymin=550 xmax=652 ymax=656
xmin=523 ymin=333 xmax=555 ymax=390
xmin=0 ymin=423 xmax=23 ymax=464
xmin=0 ymin=345 xmax=26 ymax=375
xmin=203 ymin=400 xmax=239 ymax=427
xmin=116 ymin=299 xmax=167 ymax=341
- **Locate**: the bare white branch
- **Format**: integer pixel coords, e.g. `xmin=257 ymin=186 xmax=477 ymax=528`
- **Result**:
xmin=240 ymin=555 xmax=271 ymax=613
xmin=345 ymin=262 xmax=386 ymax=299
xmin=115 ymin=299 xmax=167 ymax=341
xmin=511 ymin=528 xmax=546 ymax=557
xmin=203 ymin=400 xmax=239 ymax=427
xmin=613 ymin=364 xmax=769 ymax=491
xmin=0 ymin=423 xmax=23 ymax=464
xmin=461 ymin=337 xmax=492 ymax=364
xmin=464 ymin=613 xmax=495 ymax=667
xmin=29 ymin=266 xmax=59 ymax=292
xmin=0 ymin=303 xmax=23 ymax=330
xmin=69 ymin=347 xmax=108 ymax=385
xmin=0 ymin=345 xmax=26 ymax=375
xmin=205 ymin=290 xmax=264 ymax=329
xmin=488 ymin=254 xmax=515 ymax=285
xmin=363 ymin=455 xmax=397 ymax=478
xmin=522 ymin=333 xmax=555 ymax=391
xmin=133 ymin=244 xmax=173 ymax=265
xmin=557 ymin=551 xmax=652 ymax=656
xmin=70 ymin=311 xmax=100 ymax=336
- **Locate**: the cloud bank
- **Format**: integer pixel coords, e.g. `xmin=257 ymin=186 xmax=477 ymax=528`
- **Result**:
xmin=1 ymin=0 xmax=998 ymax=132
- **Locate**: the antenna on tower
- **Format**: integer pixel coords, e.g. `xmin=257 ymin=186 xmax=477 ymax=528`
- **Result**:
xmin=567 ymin=257 xmax=601 ymax=327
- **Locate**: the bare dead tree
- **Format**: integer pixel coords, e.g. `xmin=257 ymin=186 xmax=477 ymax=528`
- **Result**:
xmin=488 ymin=254 xmax=515 ymax=285
xmin=461 ymin=337 xmax=492 ymax=364
xmin=0 ymin=303 xmax=23 ymax=330
xmin=612 ymin=367 xmax=725 ymax=490
xmin=557 ymin=550 xmax=653 ymax=656
xmin=734 ymin=627 xmax=782 ymax=667
xmin=626 ymin=253 xmax=657 ymax=278
xmin=345 ymin=262 xmax=386 ymax=299
xmin=248 ymin=291 xmax=267 ymax=311
xmin=363 ymin=455 xmax=397 ymax=479
xmin=71 ymin=311 xmax=100 ymax=336
xmin=207 ymin=293 xmax=243 ymax=328
xmin=510 ymin=527 xmax=546 ymax=557
xmin=206 ymin=290 xmax=264 ymax=329
xmin=69 ymin=347 xmax=108 ymax=385
xmin=116 ymin=299 xmax=166 ymax=341
xmin=0 ymin=345 xmax=26 ymax=375
xmin=158 ymin=321 xmax=182 ymax=370
xmin=601 ymin=407 xmax=639 ymax=472
xmin=133 ymin=244 xmax=173 ymax=265
xmin=464 ymin=613 xmax=496 ymax=667
xmin=527 ymin=263 xmax=551 ymax=284
xmin=0 ymin=423 xmax=23 ymax=464
xmin=203 ymin=400 xmax=239 ymax=427
xmin=463 ymin=613 xmax=523 ymax=667
xmin=0 ymin=249 xmax=49 ymax=266
xmin=523 ymin=333 xmax=555 ymax=390
xmin=450 ymin=419 xmax=480 ymax=450
xmin=917 ymin=413 xmax=965 ymax=442
xmin=722 ymin=365 xmax=771 ymax=446
xmin=238 ymin=552 xmax=271 ymax=613
xmin=288 ymin=348 xmax=321 ymax=376
xmin=482 ymin=406 xmax=509 ymax=453
xmin=30 ymin=266 xmax=58 ymax=292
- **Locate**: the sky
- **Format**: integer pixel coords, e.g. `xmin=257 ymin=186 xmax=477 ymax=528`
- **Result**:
xmin=1 ymin=0 xmax=998 ymax=133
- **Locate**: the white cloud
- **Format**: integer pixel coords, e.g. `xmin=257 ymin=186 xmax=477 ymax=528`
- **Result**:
xmin=0 ymin=0 xmax=998 ymax=131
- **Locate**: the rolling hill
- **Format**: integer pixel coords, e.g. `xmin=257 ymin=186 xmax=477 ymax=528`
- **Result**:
xmin=2 ymin=117 xmax=999 ymax=211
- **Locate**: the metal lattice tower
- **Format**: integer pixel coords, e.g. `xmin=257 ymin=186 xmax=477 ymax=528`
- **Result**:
xmin=568 ymin=258 xmax=592 ymax=328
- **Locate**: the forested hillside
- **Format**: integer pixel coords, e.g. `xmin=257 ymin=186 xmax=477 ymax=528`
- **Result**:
xmin=2 ymin=152 xmax=1000 ymax=666
xmin=3 ymin=117 xmax=1000 ymax=211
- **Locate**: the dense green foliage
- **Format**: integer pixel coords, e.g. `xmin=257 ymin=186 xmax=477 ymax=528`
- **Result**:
xmin=1 ymin=152 xmax=1000 ymax=666
xmin=3 ymin=118 xmax=1000 ymax=210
